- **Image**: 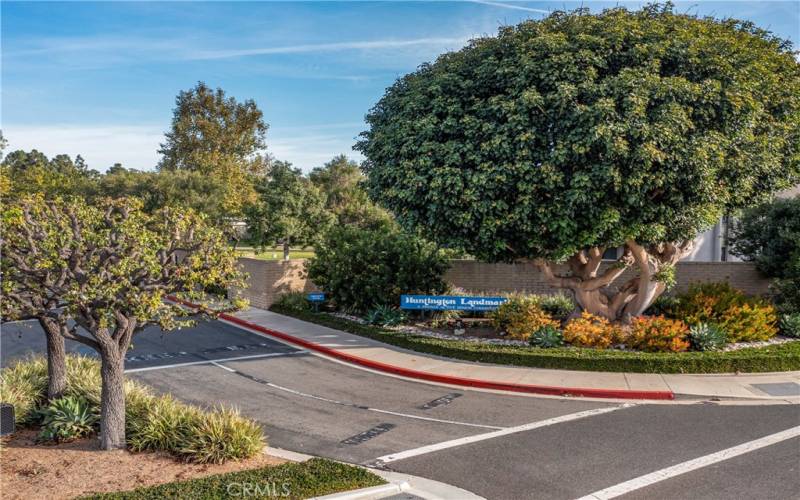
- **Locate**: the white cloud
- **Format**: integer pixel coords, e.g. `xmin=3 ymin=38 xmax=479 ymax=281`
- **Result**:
xmin=187 ymin=37 xmax=472 ymax=60
xmin=2 ymin=123 xmax=364 ymax=173
xmin=468 ymin=1 xmax=551 ymax=14
xmin=4 ymin=125 xmax=164 ymax=171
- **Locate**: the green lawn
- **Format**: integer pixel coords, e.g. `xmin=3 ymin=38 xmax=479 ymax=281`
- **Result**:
xmin=234 ymin=246 xmax=316 ymax=260
xmin=82 ymin=458 xmax=385 ymax=500
xmin=271 ymin=305 xmax=800 ymax=374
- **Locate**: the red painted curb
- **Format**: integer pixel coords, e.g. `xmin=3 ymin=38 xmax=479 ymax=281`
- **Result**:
xmin=170 ymin=297 xmax=674 ymax=401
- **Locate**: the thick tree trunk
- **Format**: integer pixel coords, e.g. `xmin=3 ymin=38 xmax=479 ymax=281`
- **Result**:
xmin=99 ymin=346 xmax=126 ymax=450
xmin=535 ymin=240 xmax=693 ymax=323
xmin=39 ymin=318 xmax=67 ymax=401
xmin=283 ymin=240 xmax=290 ymax=261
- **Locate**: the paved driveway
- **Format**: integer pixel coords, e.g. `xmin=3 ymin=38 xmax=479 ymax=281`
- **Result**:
xmin=3 ymin=318 xmax=798 ymax=499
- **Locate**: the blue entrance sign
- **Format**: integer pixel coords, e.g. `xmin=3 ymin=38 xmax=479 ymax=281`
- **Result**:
xmin=307 ymin=292 xmax=326 ymax=302
xmin=400 ymin=295 xmax=506 ymax=311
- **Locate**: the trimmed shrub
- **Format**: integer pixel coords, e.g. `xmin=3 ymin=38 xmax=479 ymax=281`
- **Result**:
xmin=37 ymin=395 xmax=99 ymax=443
xmin=273 ymin=291 xmax=311 ymax=312
xmin=627 ymin=316 xmax=690 ymax=352
xmin=780 ymin=313 xmax=800 ymax=338
xmin=491 ymin=296 xmax=559 ymax=340
xmin=689 ymin=323 xmax=728 ymax=351
xmin=563 ymin=312 xmax=623 ymax=349
xmin=307 ymin=226 xmax=449 ymax=313
xmin=529 ymin=325 xmax=564 ymax=348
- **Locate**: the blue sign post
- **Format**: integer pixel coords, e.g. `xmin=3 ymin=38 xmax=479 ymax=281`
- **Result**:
xmin=400 ymin=295 xmax=506 ymax=312
xmin=307 ymin=292 xmax=325 ymax=311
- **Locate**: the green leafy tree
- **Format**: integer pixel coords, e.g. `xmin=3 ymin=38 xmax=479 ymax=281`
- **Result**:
xmin=1 ymin=149 xmax=99 ymax=199
xmin=97 ymin=167 xmax=231 ymax=225
xmin=310 ymin=155 xmax=395 ymax=230
xmin=307 ymin=226 xmax=450 ymax=313
xmin=732 ymin=195 xmax=800 ymax=313
xmin=357 ymin=5 xmax=800 ymax=321
xmin=246 ymin=161 xmax=334 ymax=259
xmin=158 ymin=82 xmax=269 ymax=216
xmin=1 ymin=198 xmax=71 ymax=400
xmin=1 ymin=197 xmax=244 ymax=449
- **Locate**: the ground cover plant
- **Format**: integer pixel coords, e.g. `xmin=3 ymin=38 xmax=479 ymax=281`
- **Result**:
xmin=0 ymin=355 xmax=264 ymax=463
xmin=82 ymin=458 xmax=385 ymax=500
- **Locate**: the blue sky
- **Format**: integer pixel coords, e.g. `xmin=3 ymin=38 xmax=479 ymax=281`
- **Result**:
xmin=2 ymin=1 xmax=798 ymax=172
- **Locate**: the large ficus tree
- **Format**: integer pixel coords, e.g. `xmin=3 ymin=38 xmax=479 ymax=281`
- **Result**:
xmin=357 ymin=5 xmax=800 ymax=321
xmin=1 ymin=197 xmax=244 ymax=449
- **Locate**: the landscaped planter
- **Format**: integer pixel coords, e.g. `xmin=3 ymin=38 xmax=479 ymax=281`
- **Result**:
xmin=271 ymin=305 xmax=800 ymax=374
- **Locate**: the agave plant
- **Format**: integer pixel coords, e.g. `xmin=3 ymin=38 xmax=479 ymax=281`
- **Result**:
xmin=365 ymin=305 xmax=407 ymax=327
xmin=37 ymin=395 xmax=99 ymax=442
xmin=689 ymin=323 xmax=728 ymax=351
xmin=529 ymin=325 xmax=565 ymax=348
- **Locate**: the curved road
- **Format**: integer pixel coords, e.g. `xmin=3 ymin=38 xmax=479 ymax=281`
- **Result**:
xmin=3 ymin=318 xmax=799 ymax=500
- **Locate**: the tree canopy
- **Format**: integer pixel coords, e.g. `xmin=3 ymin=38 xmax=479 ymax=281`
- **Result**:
xmin=1 ymin=196 xmax=244 ymax=449
xmin=246 ymin=161 xmax=334 ymax=259
xmin=158 ymin=82 xmax=269 ymax=216
xmin=732 ymin=195 xmax=800 ymax=313
xmin=357 ymin=4 xmax=800 ymax=320
xmin=310 ymin=155 xmax=394 ymax=230
xmin=1 ymin=149 xmax=99 ymax=199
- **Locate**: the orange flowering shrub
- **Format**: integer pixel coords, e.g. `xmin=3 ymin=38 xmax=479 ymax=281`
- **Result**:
xmin=563 ymin=312 xmax=624 ymax=349
xmin=492 ymin=298 xmax=559 ymax=341
xmin=667 ymin=283 xmax=777 ymax=342
xmin=719 ymin=303 xmax=778 ymax=342
xmin=627 ymin=316 xmax=690 ymax=352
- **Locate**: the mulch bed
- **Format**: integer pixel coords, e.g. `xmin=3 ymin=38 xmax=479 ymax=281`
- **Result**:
xmin=0 ymin=430 xmax=284 ymax=500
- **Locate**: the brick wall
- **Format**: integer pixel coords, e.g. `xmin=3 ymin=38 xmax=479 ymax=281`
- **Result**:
xmin=229 ymin=258 xmax=318 ymax=309
xmin=444 ymin=260 xmax=771 ymax=296
xmin=232 ymin=258 xmax=771 ymax=308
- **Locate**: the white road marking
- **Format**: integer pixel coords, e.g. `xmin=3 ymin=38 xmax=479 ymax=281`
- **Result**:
xmin=209 ymin=362 xmax=502 ymax=430
xmin=575 ymin=425 xmax=800 ymax=500
xmin=373 ymin=404 xmax=633 ymax=464
xmin=211 ymin=361 xmax=236 ymax=372
xmin=124 ymin=351 xmax=305 ymax=373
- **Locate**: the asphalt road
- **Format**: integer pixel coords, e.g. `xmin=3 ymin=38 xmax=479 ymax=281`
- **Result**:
xmin=2 ymin=318 xmax=799 ymax=500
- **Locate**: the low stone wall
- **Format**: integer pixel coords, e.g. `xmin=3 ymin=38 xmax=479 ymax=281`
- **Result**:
xmin=231 ymin=258 xmax=771 ymax=308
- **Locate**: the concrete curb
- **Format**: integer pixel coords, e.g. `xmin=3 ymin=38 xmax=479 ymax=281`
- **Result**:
xmin=266 ymin=447 xmax=482 ymax=500
xmin=310 ymin=483 xmax=408 ymax=500
xmin=168 ymin=296 xmax=673 ymax=400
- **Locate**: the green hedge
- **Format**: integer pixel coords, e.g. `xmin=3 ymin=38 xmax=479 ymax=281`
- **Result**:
xmin=271 ymin=305 xmax=800 ymax=374
xmin=82 ymin=458 xmax=385 ymax=500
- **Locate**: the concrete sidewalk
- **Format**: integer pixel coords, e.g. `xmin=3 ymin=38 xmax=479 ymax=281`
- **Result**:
xmin=223 ymin=307 xmax=800 ymax=402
